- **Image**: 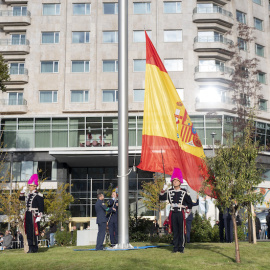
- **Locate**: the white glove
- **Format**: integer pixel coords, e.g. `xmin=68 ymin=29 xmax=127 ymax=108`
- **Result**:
xmin=163 ymin=184 xmax=168 ymax=191
xmin=36 ymin=217 xmax=41 ymax=222
xmin=21 ymin=186 xmax=27 ymax=194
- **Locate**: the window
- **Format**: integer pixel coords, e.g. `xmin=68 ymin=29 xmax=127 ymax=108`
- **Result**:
xmin=41 ymin=61 xmax=59 ymax=73
xmin=176 ymin=88 xmax=184 ymax=101
xmin=42 ymin=32 xmax=59 ymax=44
xmin=73 ymin=3 xmax=90 ymax=15
xmin=8 ymin=92 xmax=23 ymax=105
xmin=10 ymin=63 xmax=25 ymax=74
xmin=133 ymin=2 xmax=151 ymax=14
xmin=13 ymin=6 xmax=27 ymax=16
xmin=255 ymin=44 xmax=264 ymax=57
xmin=71 ymin=90 xmax=89 ymax=103
xmin=43 ymin=4 xmax=60 ymax=15
xmin=197 ymin=31 xmax=223 ymax=42
xmin=236 ymin=10 xmax=246 ymax=24
xmin=238 ymin=37 xmax=247 ymax=51
xmin=240 ymin=93 xmax=250 ymax=107
xmin=103 ymin=31 xmax=118 ymax=43
xmin=71 ymin=61 xmax=90 ymax=73
xmin=103 ymin=90 xmax=118 ymax=102
xmin=164 ymin=30 xmax=182 ymax=42
xmin=103 ymin=60 xmax=118 ymax=72
xmin=254 ymin=17 xmax=263 ymax=31
xmin=197 ymin=3 xmax=219 ymax=13
xmin=133 ymin=60 xmax=146 ymax=72
xmin=253 ymin=0 xmax=262 ymax=5
xmin=134 ymin=89 xmax=145 ymax=102
xmin=133 ymin=30 xmax=152 ymax=42
xmin=164 ymin=59 xmax=183 ymax=71
xmin=257 ymin=72 xmax=266 ymax=84
xmin=198 ymin=59 xmax=224 ymax=72
xmin=72 ymin=32 xmax=90 ymax=43
xmin=259 ymin=99 xmax=267 ymax=111
xmin=163 ymin=1 xmax=181 ymax=13
xmin=40 ymin=91 xmax=58 ymax=103
xmin=11 ymin=34 xmax=26 ymax=45
xmin=199 ymin=87 xmax=223 ymax=103
xmin=103 ymin=3 xmax=118 ymax=14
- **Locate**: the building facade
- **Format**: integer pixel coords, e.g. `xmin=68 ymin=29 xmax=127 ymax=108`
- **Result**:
xmin=0 ymin=0 xmax=270 ymax=224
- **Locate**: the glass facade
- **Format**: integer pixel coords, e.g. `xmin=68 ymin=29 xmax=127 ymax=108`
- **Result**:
xmin=2 ymin=115 xmax=270 ymax=150
xmin=69 ymin=167 xmax=154 ymax=217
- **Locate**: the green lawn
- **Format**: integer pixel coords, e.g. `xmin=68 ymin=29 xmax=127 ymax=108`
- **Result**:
xmin=0 ymin=242 xmax=269 ymax=270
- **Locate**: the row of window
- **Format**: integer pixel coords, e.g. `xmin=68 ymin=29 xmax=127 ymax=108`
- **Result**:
xmin=9 ymin=59 xmax=267 ymax=84
xmin=12 ymin=1 xmax=265 ymax=17
xmin=236 ymin=10 xmax=264 ymax=31
xmin=6 ymin=88 xmax=184 ymax=104
xmin=11 ymin=2 xmax=181 ymax=16
xmin=8 ymin=59 xmax=183 ymax=74
xmin=14 ymin=29 xmax=263 ymax=58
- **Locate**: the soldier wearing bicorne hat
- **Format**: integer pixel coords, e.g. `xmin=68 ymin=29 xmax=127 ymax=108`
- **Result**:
xmin=159 ymin=168 xmax=192 ymax=253
xmin=19 ymin=174 xmax=44 ymax=253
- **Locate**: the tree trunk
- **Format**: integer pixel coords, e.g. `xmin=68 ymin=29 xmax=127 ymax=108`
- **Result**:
xmin=251 ymin=204 xmax=257 ymax=244
xmin=232 ymin=207 xmax=240 ymax=263
xmin=248 ymin=205 xmax=252 ymax=243
xmin=18 ymin=218 xmax=29 ymax=253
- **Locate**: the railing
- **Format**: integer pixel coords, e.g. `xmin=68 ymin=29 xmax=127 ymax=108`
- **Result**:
xmin=0 ymin=98 xmax=27 ymax=105
xmin=9 ymin=67 xmax=28 ymax=75
xmin=193 ymin=7 xmax=233 ymax=18
xmin=195 ymin=64 xmax=234 ymax=75
xmin=0 ymin=10 xmax=31 ymax=16
xmin=0 ymin=39 xmax=30 ymax=45
xmin=194 ymin=36 xmax=233 ymax=45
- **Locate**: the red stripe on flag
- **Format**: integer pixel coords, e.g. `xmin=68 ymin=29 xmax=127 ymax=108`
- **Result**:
xmin=138 ymin=135 xmax=208 ymax=194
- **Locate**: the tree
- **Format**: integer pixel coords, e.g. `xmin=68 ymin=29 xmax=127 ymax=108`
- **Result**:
xmin=0 ymin=170 xmax=74 ymax=253
xmin=202 ymin=123 xmax=264 ymax=263
xmin=140 ymin=174 xmax=168 ymax=226
xmin=227 ymin=23 xmax=262 ymax=137
xmin=0 ymin=54 xmax=10 ymax=92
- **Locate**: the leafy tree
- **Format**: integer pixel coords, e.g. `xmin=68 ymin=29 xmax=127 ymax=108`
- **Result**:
xmin=140 ymin=174 xmax=168 ymax=226
xmin=0 ymin=54 xmax=10 ymax=92
xmin=202 ymin=123 xmax=264 ymax=263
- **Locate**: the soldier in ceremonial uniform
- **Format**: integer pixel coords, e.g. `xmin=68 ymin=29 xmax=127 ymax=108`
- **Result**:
xmin=159 ymin=168 xmax=192 ymax=253
xmin=95 ymin=193 xmax=112 ymax=250
xmin=107 ymin=191 xmax=118 ymax=247
xmin=19 ymin=174 xmax=44 ymax=253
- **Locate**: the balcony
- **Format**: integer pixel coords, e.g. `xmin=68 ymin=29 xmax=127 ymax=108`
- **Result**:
xmin=194 ymin=65 xmax=234 ymax=83
xmin=194 ymin=36 xmax=233 ymax=56
xmin=193 ymin=7 xmax=233 ymax=28
xmin=6 ymin=67 xmax=29 ymax=84
xmin=0 ymin=98 xmax=27 ymax=114
xmin=3 ymin=0 xmax=28 ymax=3
xmin=0 ymin=39 xmax=30 ymax=55
xmin=0 ymin=10 xmax=31 ymax=26
xmin=195 ymin=100 xmax=234 ymax=112
xmin=197 ymin=0 xmax=230 ymax=5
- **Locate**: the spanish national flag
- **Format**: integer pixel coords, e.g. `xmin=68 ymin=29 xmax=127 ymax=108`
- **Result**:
xmin=137 ymin=32 xmax=207 ymax=193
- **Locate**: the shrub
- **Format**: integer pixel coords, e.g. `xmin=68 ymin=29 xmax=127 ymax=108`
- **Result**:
xmin=55 ymin=230 xmax=72 ymax=246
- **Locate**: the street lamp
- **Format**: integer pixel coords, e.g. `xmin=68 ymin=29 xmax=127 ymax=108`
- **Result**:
xmin=211 ymin=132 xmax=216 ymax=156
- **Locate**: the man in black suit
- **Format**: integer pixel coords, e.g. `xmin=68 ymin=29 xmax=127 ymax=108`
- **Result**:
xmin=95 ymin=193 xmax=112 ymax=250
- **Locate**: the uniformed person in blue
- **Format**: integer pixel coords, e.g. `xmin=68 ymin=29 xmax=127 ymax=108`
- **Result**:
xmin=159 ymin=168 xmax=192 ymax=253
xmin=186 ymin=194 xmax=199 ymax=243
xmin=95 ymin=193 xmax=111 ymax=250
xmin=19 ymin=174 xmax=44 ymax=253
xmin=107 ymin=191 xmax=118 ymax=247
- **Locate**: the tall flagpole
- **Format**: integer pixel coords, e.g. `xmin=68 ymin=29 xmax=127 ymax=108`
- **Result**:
xmin=117 ymin=0 xmax=131 ymax=249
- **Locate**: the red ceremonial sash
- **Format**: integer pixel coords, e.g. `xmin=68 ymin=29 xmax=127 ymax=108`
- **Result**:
xmin=33 ymin=215 xmax=39 ymax=236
